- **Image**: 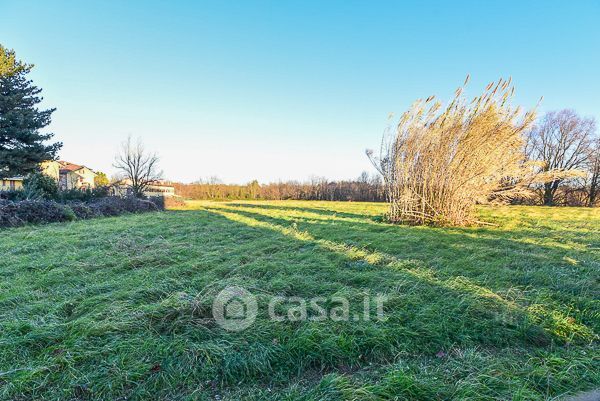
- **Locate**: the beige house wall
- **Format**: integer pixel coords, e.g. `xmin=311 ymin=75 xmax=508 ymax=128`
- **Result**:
xmin=40 ymin=161 xmax=60 ymax=181
xmin=60 ymin=167 xmax=97 ymax=190
xmin=1 ymin=161 xmax=61 ymax=192
xmin=0 ymin=178 xmax=24 ymax=191
xmin=112 ymin=179 xmax=176 ymax=198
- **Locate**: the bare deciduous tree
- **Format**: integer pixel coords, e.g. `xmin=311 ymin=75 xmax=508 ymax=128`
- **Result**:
xmin=588 ymin=139 xmax=600 ymax=207
xmin=526 ymin=110 xmax=596 ymax=205
xmin=113 ymin=136 xmax=162 ymax=198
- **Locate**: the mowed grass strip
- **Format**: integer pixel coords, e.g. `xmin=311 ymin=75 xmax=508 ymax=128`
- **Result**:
xmin=0 ymin=201 xmax=598 ymax=400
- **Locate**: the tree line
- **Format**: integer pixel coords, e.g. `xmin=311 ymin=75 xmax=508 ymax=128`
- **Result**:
xmin=525 ymin=109 xmax=599 ymax=207
xmin=173 ymin=173 xmax=385 ymax=202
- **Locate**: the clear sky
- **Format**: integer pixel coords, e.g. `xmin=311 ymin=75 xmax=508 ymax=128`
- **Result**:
xmin=1 ymin=0 xmax=599 ymax=183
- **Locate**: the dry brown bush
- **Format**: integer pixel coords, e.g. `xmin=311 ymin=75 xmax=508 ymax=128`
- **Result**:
xmin=368 ymin=77 xmax=538 ymax=226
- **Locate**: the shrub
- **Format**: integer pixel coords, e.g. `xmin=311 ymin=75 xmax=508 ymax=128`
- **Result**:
xmin=0 ymin=200 xmax=22 ymax=227
xmin=146 ymin=196 xmax=186 ymax=210
xmin=148 ymin=196 xmax=165 ymax=210
xmin=68 ymin=202 xmax=99 ymax=219
xmin=58 ymin=188 xmax=91 ymax=202
xmin=23 ymin=172 xmax=59 ymax=200
xmin=88 ymin=197 xmax=160 ymax=217
xmin=368 ymin=77 xmax=536 ymax=226
xmin=57 ymin=186 xmax=111 ymax=202
xmin=0 ymin=200 xmax=76 ymax=227
xmin=0 ymin=197 xmax=162 ymax=228
xmin=0 ymin=189 xmax=25 ymax=201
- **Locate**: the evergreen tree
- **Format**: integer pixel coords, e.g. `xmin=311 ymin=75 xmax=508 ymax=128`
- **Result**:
xmin=0 ymin=45 xmax=61 ymax=178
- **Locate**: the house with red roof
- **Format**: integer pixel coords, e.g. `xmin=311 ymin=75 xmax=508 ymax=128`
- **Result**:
xmin=56 ymin=161 xmax=97 ymax=190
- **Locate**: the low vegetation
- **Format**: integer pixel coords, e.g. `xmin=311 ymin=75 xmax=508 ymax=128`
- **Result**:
xmin=0 ymin=197 xmax=161 ymax=228
xmin=1 ymin=201 xmax=597 ymax=400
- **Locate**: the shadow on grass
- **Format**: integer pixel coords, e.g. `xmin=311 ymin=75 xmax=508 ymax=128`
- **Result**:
xmin=199 ymin=203 xmax=598 ymax=339
xmin=2 ymin=206 xmax=597 ymax=400
xmin=226 ymin=202 xmax=380 ymax=221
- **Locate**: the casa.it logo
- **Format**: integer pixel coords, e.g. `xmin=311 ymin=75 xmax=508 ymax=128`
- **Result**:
xmin=212 ymin=286 xmax=258 ymax=332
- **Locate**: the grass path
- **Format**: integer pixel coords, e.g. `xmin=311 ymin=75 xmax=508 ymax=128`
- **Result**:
xmin=0 ymin=201 xmax=598 ymax=400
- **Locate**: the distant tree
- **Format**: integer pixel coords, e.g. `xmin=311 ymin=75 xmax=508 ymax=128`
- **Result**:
xmin=247 ymin=180 xmax=260 ymax=199
xmin=94 ymin=171 xmax=110 ymax=187
xmin=527 ymin=110 xmax=595 ymax=205
xmin=588 ymin=139 xmax=600 ymax=207
xmin=0 ymin=45 xmax=62 ymax=178
xmin=208 ymin=176 xmax=222 ymax=185
xmin=357 ymin=171 xmax=370 ymax=183
xmin=113 ymin=136 xmax=162 ymax=198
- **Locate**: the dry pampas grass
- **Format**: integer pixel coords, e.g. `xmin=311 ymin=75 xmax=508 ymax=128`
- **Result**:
xmin=368 ymin=76 xmax=538 ymax=226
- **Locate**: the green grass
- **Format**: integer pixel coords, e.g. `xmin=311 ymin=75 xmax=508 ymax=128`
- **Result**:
xmin=0 ymin=201 xmax=598 ymax=400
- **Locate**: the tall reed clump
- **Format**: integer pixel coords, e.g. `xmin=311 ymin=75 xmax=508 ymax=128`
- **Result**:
xmin=368 ymin=77 xmax=537 ymax=226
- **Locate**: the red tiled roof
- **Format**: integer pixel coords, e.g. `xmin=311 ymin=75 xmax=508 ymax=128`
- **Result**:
xmin=58 ymin=161 xmax=85 ymax=173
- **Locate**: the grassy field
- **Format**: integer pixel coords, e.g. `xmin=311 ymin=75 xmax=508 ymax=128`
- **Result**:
xmin=0 ymin=201 xmax=598 ymax=400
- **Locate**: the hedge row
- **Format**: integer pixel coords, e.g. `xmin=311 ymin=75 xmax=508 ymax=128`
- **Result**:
xmin=0 ymin=197 xmax=162 ymax=228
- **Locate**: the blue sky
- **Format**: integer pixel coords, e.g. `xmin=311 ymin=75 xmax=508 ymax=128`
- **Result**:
xmin=1 ymin=0 xmax=599 ymax=183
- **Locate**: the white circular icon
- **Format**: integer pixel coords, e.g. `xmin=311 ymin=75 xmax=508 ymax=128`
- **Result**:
xmin=212 ymin=286 xmax=257 ymax=332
